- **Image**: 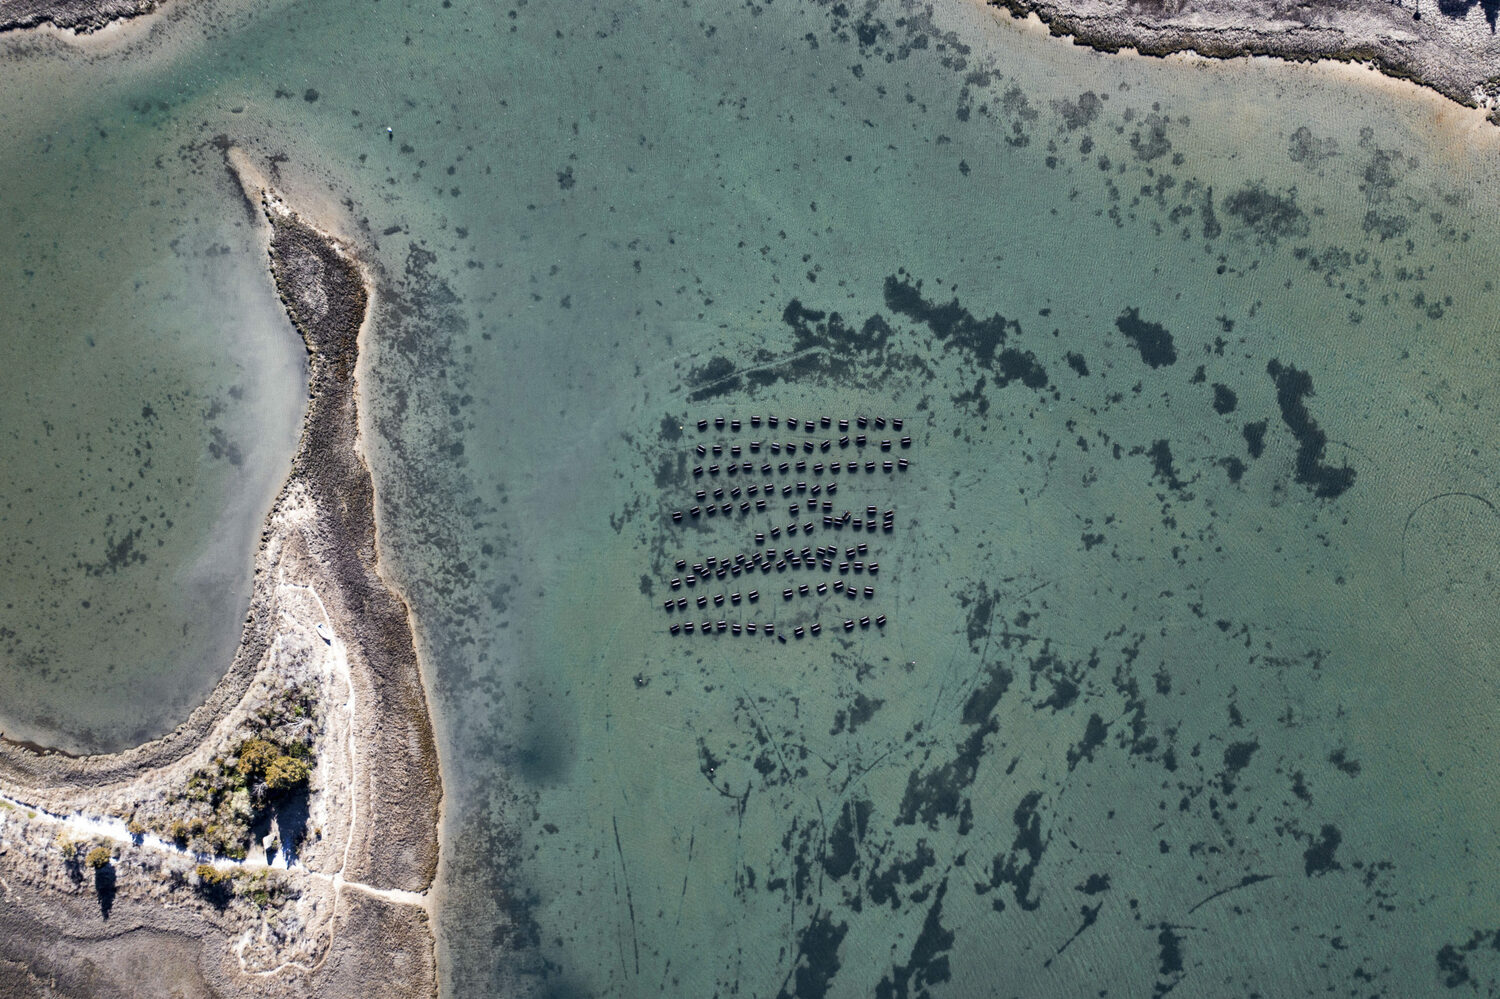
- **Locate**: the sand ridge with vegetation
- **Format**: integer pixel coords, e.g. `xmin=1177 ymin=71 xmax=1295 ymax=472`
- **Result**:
xmin=0 ymin=149 xmax=442 ymax=999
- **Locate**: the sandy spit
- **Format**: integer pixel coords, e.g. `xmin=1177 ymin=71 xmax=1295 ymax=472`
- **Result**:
xmin=0 ymin=145 xmax=443 ymax=999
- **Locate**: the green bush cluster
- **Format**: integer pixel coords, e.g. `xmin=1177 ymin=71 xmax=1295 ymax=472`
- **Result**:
xmin=241 ymin=870 xmax=283 ymax=909
xmin=263 ymin=681 xmax=318 ymax=726
xmin=146 ymin=682 xmax=318 ymax=862
xmin=265 ymin=754 xmax=311 ymax=791
xmin=237 ymin=737 xmax=280 ymax=779
xmin=85 ymin=846 xmax=113 ymax=870
xmin=236 ymin=736 xmax=311 ymax=793
xmin=195 ymin=864 xmax=234 ymax=889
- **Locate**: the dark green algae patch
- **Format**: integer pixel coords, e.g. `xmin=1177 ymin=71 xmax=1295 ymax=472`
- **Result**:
xmin=1114 ymin=307 xmax=1177 ymax=368
xmin=613 ymin=222 xmax=1409 ymax=992
xmin=1265 ymin=359 xmax=1357 ymax=499
xmin=599 ymin=250 xmax=1388 ymax=995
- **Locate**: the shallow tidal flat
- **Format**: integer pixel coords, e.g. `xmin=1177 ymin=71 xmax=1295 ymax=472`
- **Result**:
xmin=0 ymin=86 xmax=306 ymax=753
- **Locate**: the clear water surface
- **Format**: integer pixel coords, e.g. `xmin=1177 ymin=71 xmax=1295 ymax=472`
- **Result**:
xmin=3 ymin=0 xmax=1500 ymax=994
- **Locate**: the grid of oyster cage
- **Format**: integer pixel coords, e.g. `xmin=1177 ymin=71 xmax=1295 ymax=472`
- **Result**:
xmin=661 ymin=413 xmax=912 ymax=640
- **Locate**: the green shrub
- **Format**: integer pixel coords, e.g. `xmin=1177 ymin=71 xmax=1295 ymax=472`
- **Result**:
xmin=196 ymin=864 xmax=233 ymax=887
xmin=265 ymin=755 xmax=310 ymax=791
xmin=244 ymin=870 xmax=276 ymax=909
xmin=236 ymin=738 xmax=280 ymax=779
xmin=86 ymin=846 xmax=112 ymax=870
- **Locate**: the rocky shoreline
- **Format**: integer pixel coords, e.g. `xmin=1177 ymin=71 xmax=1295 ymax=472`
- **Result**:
xmin=0 ymin=0 xmax=157 ymax=35
xmin=6 ymin=0 xmax=1500 ymax=120
xmin=0 ymin=150 xmax=442 ymax=999
xmin=987 ymin=0 xmax=1500 ymax=118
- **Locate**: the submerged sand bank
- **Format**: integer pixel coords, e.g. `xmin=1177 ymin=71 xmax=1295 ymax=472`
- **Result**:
xmin=0 ymin=148 xmax=442 ymax=998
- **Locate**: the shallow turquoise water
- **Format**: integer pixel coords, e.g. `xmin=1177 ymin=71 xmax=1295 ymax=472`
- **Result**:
xmin=5 ymin=0 xmax=1500 ymax=993
xmin=0 ymin=48 xmax=307 ymax=752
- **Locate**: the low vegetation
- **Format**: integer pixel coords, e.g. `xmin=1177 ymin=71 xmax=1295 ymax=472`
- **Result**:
xmin=195 ymin=863 xmax=233 ymax=887
xmin=241 ymin=869 xmax=284 ymax=909
xmin=149 ymin=680 xmax=320 ymax=861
